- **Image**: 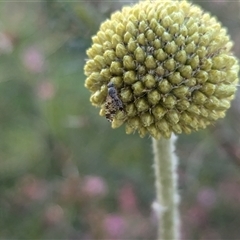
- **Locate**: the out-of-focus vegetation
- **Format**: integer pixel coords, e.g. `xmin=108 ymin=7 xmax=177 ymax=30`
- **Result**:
xmin=0 ymin=1 xmax=240 ymax=239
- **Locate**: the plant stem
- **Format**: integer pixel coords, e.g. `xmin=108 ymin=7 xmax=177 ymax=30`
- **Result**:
xmin=152 ymin=135 xmax=180 ymax=240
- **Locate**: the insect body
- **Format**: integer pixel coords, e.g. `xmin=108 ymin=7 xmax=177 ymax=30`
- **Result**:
xmin=105 ymin=82 xmax=124 ymax=122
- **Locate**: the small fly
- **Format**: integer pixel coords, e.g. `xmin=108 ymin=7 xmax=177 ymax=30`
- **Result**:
xmin=105 ymin=82 xmax=124 ymax=122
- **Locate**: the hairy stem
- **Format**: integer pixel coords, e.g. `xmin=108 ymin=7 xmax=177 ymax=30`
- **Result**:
xmin=152 ymin=135 xmax=180 ymax=240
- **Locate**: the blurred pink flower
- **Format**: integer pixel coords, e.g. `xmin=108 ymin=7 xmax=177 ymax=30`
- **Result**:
xmin=197 ymin=187 xmax=216 ymax=209
xmin=118 ymin=183 xmax=138 ymax=213
xmin=20 ymin=175 xmax=47 ymax=201
xmin=0 ymin=32 xmax=14 ymax=54
xmin=43 ymin=204 xmax=64 ymax=226
xmin=81 ymin=175 xmax=108 ymax=198
xmin=22 ymin=47 xmax=44 ymax=73
xmin=37 ymin=81 xmax=55 ymax=100
xmin=104 ymin=214 xmax=126 ymax=239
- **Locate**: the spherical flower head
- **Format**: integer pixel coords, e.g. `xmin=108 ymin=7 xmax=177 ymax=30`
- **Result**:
xmin=84 ymin=0 xmax=239 ymax=139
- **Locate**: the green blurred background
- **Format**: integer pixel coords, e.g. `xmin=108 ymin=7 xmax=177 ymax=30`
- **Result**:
xmin=0 ymin=1 xmax=240 ymax=239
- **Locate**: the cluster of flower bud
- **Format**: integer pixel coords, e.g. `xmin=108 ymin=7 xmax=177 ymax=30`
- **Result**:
xmin=84 ymin=0 xmax=239 ymax=139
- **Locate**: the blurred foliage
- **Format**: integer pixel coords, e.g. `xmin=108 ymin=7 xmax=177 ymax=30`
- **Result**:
xmin=0 ymin=0 xmax=240 ymax=239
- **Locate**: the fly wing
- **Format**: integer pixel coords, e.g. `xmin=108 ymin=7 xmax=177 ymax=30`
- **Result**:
xmin=105 ymin=95 xmax=116 ymax=122
xmin=115 ymin=97 xmax=124 ymax=111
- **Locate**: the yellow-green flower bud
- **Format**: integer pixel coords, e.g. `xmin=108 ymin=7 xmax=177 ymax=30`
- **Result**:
xmin=84 ymin=0 xmax=239 ymax=139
